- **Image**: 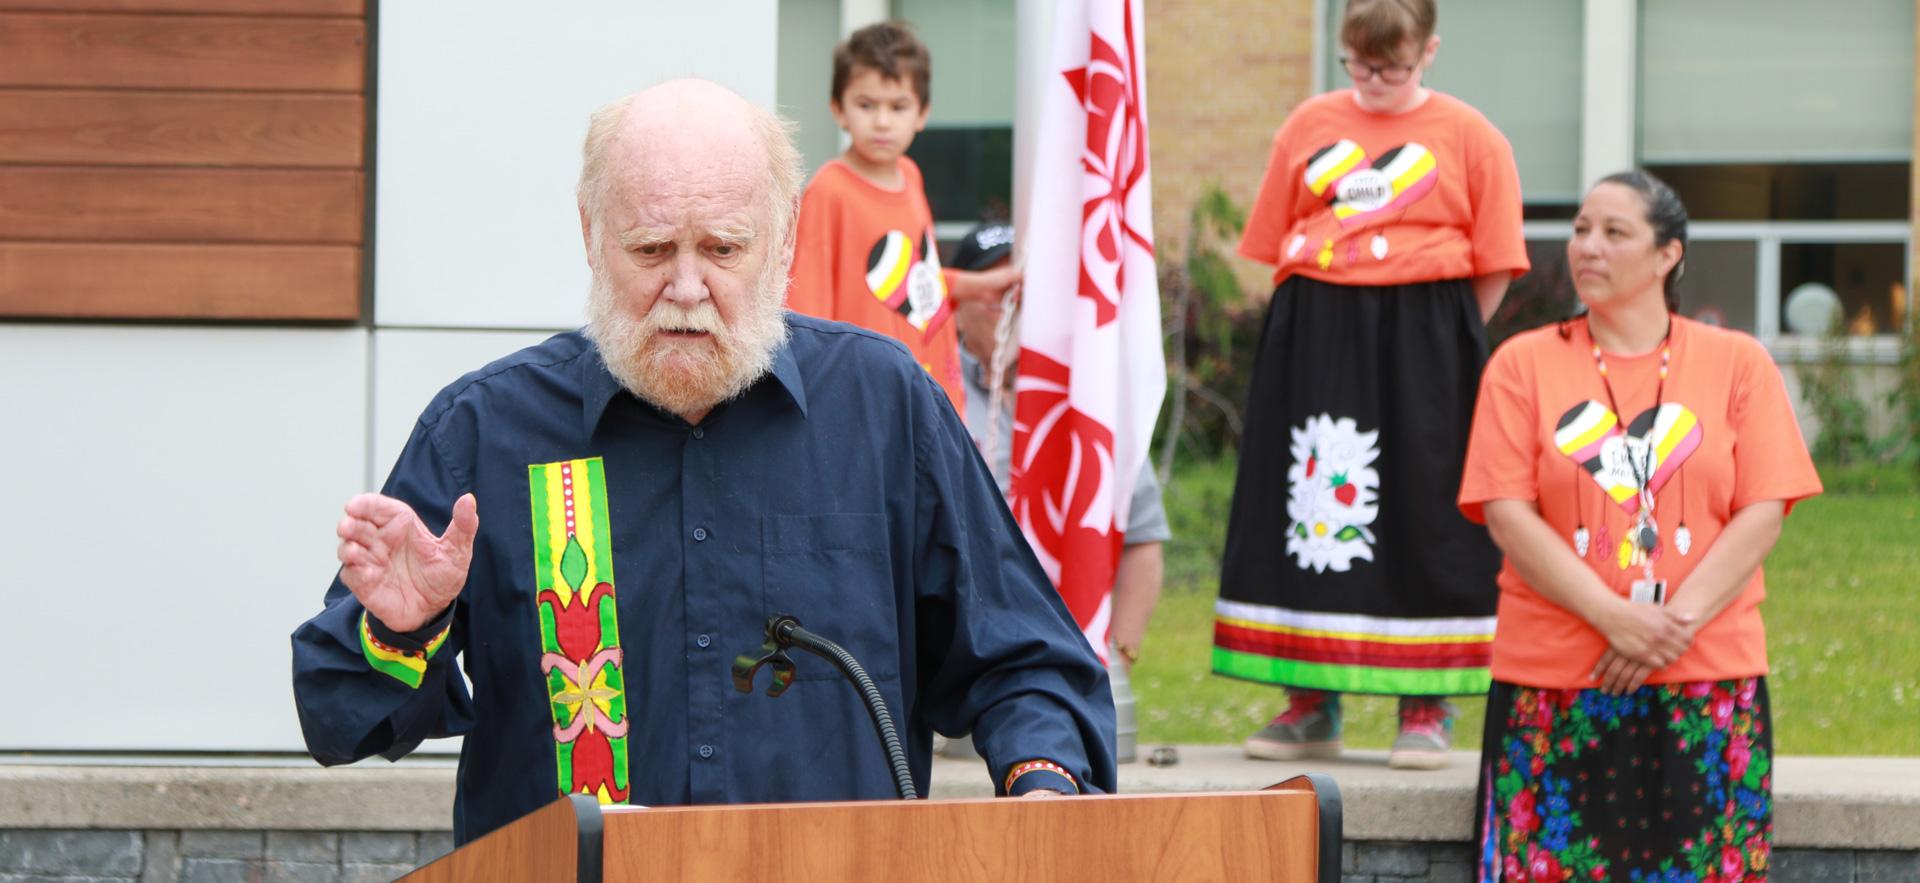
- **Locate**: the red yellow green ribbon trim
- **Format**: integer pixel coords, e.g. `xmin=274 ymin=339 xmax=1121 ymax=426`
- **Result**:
xmin=358 ymin=612 xmax=450 ymax=689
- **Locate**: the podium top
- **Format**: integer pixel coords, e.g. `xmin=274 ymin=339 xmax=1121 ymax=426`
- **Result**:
xmin=404 ymin=775 xmax=1342 ymax=883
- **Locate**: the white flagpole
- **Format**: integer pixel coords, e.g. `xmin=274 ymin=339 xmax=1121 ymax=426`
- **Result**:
xmin=1012 ymin=0 xmax=1055 ymax=268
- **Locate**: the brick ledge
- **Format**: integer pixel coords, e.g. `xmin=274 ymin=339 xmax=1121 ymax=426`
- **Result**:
xmin=1 ymin=749 xmax=1914 ymax=850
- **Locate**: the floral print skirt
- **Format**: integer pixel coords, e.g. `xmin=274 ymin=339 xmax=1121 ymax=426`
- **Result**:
xmin=1474 ymin=678 xmax=1773 ymax=882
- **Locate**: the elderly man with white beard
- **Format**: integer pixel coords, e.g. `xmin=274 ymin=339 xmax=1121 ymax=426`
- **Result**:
xmin=291 ymin=80 xmax=1115 ymax=845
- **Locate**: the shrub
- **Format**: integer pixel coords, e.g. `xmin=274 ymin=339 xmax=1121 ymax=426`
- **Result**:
xmin=1155 ymin=185 xmax=1264 ymax=472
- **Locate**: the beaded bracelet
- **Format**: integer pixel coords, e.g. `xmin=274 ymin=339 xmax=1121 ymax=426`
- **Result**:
xmin=1003 ymin=759 xmax=1077 ymax=794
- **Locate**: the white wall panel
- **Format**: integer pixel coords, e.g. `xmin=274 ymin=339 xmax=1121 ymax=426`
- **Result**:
xmin=0 ymin=327 xmax=368 ymax=752
xmin=779 ymin=0 xmax=842 ymax=175
xmin=370 ymin=329 xmax=560 ymax=484
xmin=374 ymin=1 xmax=781 ymax=330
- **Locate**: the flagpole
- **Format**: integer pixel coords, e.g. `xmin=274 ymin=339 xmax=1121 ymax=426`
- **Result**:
xmin=1012 ymin=0 xmax=1054 ymax=267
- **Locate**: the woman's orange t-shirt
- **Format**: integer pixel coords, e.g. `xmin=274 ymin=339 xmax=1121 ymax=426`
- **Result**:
xmin=1458 ymin=317 xmax=1822 ymax=688
xmin=786 ymin=157 xmax=964 ymax=411
xmin=1238 ymin=89 xmax=1530 ymax=287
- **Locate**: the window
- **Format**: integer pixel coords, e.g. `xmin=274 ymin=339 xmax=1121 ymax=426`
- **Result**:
xmin=896 ymin=0 xmax=1016 ymax=227
xmin=1320 ymin=0 xmax=1583 ymax=205
xmin=1480 ymin=2 xmax=1916 ymax=354
xmin=1781 ymin=240 xmax=1909 ymax=336
xmin=1678 ymin=240 xmax=1760 ymax=334
xmin=777 ymin=0 xmax=843 ymax=176
xmin=1643 ymin=164 xmax=1910 ymax=223
xmin=1638 ymin=1 xmax=1914 ymax=165
xmin=1637 ymin=0 xmax=1913 ymax=350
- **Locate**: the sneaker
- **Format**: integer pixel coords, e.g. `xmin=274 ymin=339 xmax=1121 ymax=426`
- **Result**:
xmin=1244 ymin=690 xmax=1341 ymax=760
xmin=1387 ymin=698 xmax=1454 ymax=770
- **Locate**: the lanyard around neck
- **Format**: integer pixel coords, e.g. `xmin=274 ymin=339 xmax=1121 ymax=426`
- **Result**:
xmin=1589 ymin=316 xmax=1674 ymax=575
xmin=1589 ymin=316 xmax=1672 ymax=491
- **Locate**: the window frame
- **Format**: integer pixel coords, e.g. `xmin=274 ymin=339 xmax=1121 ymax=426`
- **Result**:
xmin=1523 ymin=220 xmax=1912 ymax=363
xmin=1303 ymin=0 xmax=1915 ymax=357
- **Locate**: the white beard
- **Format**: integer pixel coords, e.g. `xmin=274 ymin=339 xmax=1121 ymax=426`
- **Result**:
xmin=584 ymin=265 xmax=789 ymax=420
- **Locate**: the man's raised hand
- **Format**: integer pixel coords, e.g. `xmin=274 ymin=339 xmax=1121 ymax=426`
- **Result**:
xmin=335 ymin=493 xmax=478 ymax=632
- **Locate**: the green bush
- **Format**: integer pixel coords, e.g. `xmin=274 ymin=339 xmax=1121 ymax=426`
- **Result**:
xmin=1155 ymin=185 xmax=1264 ymax=469
xmin=1817 ymin=463 xmax=1920 ymax=495
xmin=1798 ymin=325 xmax=1872 ymax=467
xmin=1882 ymin=309 xmax=1920 ymax=470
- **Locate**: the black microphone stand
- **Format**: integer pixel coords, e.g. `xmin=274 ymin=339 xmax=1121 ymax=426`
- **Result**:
xmin=731 ymin=614 xmax=918 ymax=800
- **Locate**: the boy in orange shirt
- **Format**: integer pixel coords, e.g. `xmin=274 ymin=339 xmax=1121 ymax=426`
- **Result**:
xmin=786 ymin=21 xmax=1020 ymax=413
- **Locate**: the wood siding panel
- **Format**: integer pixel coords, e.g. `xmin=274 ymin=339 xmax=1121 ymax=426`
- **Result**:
xmin=0 ymin=167 xmax=362 ymax=243
xmin=0 ymin=90 xmax=363 ymax=167
xmin=0 ymin=242 xmax=360 ymax=320
xmin=0 ymin=1 xmax=362 ymax=15
xmin=0 ymin=12 xmax=365 ymax=92
xmin=0 ymin=0 xmax=369 ymax=322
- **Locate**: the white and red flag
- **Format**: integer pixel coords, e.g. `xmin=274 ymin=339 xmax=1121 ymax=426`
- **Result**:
xmin=1010 ymin=0 xmax=1165 ymax=661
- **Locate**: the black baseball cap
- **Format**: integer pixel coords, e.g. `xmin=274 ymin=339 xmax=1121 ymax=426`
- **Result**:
xmin=950 ymin=222 xmax=1015 ymax=271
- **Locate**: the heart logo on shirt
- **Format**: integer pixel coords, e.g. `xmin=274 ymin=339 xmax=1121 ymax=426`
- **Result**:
xmin=1302 ymin=139 xmax=1440 ymax=228
xmin=1553 ymin=401 xmax=1704 ymax=512
xmin=865 ymin=228 xmax=949 ymax=334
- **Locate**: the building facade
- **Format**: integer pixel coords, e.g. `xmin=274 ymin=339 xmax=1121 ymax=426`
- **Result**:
xmin=0 ymin=0 xmax=1913 ymax=755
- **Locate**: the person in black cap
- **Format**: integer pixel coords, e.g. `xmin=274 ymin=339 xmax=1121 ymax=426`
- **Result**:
xmin=946 ymin=222 xmax=1170 ymax=762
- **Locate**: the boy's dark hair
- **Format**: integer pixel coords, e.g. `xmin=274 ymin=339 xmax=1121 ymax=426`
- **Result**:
xmin=833 ymin=21 xmax=932 ymax=108
xmin=1341 ymin=0 xmax=1436 ymax=61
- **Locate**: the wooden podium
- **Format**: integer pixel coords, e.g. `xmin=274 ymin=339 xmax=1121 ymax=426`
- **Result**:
xmin=400 ymin=774 xmax=1341 ymax=882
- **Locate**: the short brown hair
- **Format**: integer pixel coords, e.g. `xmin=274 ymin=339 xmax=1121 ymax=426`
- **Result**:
xmin=1340 ymin=0 xmax=1435 ymax=61
xmin=832 ymin=21 xmax=931 ymax=108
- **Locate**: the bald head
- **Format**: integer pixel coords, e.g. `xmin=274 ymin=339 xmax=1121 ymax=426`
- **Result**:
xmin=578 ymin=80 xmax=803 ymax=261
xmin=576 ymin=80 xmax=802 ymax=423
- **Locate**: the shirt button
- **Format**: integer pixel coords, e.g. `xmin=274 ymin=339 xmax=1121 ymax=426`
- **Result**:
xmin=696 ymin=634 xmax=711 ymax=648
xmin=692 ymin=527 xmax=709 ymax=542
xmin=691 ymin=427 xmax=705 ymax=440
xmin=698 ymin=744 xmax=714 ymax=759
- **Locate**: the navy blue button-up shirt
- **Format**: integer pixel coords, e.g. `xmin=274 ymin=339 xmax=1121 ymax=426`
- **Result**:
xmin=292 ymin=317 xmax=1115 ymax=844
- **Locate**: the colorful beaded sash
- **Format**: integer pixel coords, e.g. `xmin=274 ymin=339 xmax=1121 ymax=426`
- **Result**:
xmin=528 ymin=457 xmax=630 ymax=804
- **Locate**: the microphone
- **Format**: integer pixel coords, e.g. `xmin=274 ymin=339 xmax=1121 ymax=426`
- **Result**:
xmin=732 ymin=614 xmax=917 ymax=800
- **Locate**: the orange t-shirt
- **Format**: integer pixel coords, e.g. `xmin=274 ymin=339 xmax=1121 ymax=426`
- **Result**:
xmin=787 ymin=157 xmax=964 ymax=411
xmin=1458 ymin=317 xmax=1822 ymax=688
xmin=1238 ymin=89 xmax=1529 ymax=287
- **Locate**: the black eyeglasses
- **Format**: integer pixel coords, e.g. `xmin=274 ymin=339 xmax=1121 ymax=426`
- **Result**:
xmin=1339 ymin=56 xmax=1418 ymax=85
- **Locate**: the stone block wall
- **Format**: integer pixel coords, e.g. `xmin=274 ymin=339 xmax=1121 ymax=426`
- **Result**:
xmin=4 ymin=831 xmax=1916 ymax=883
xmin=1337 ymin=840 xmax=1920 ymax=883
xmin=3 ymin=750 xmax=1913 ymax=882
xmin=0 ymin=830 xmax=452 ymax=883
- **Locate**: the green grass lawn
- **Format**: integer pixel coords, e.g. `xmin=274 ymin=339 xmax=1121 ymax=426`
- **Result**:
xmin=1131 ymin=458 xmax=1920 ymax=756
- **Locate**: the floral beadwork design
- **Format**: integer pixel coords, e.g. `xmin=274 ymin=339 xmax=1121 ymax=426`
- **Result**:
xmin=1283 ymin=413 xmax=1381 ymax=573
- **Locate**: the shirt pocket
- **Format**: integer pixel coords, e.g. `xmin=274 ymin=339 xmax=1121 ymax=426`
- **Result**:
xmin=761 ymin=513 xmax=899 ymax=681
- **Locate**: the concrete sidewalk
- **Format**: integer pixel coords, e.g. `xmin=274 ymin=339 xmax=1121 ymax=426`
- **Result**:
xmin=926 ymin=746 xmax=1920 ymax=849
xmin=1 ymin=749 xmax=1916 ymax=849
